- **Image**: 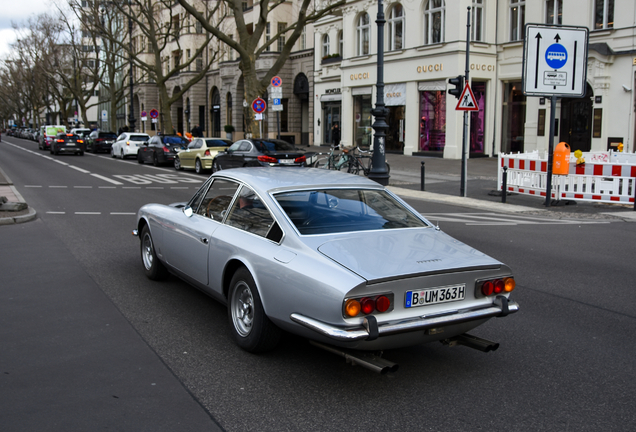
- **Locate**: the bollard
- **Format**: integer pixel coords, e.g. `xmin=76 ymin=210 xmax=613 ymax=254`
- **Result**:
xmin=420 ymin=161 xmax=425 ymax=191
xmin=502 ymin=166 xmax=508 ymax=204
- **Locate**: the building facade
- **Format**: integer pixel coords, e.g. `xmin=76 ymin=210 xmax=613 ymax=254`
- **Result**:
xmin=313 ymin=0 xmax=636 ymax=158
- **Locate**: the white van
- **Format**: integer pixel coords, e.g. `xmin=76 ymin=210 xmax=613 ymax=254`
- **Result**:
xmin=39 ymin=125 xmax=66 ymax=150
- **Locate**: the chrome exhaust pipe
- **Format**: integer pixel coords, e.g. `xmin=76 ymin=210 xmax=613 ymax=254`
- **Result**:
xmin=310 ymin=341 xmax=399 ymax=374
xmin=443 ymin=333 xmax=500 ymax=352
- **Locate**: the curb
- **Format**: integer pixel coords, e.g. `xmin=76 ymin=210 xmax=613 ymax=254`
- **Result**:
xmin=0 ymin=207 xmax=38 ymax=225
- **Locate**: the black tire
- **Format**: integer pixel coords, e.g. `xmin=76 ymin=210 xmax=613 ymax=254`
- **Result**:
xmin=153 ymin=153 xmax=159 ymax=166
xmin=212 ymin=159 xmax=222 ymax=173
xmin=195 ymin=159 xmax=203 ymax=174
xmin=140 ymin=225 xmax=169 ymax=281
xmin=314 ymin=157 xmax=331 ymax=170
xmin=137 ymin=153 xmax=144 ymax=164
xmin=91 ymin=144 xmax=97 ymax=153
xmin=174 ymin=157 xmax=182 ymax=170
xmin=227 ymin=267 xmax=281 ymax=353
xmin=110 ymin=148 xmax=116 ymax=158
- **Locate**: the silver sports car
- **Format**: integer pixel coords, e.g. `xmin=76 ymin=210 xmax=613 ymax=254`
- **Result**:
xmin=134 ymin=168 xmax=518 ymax=364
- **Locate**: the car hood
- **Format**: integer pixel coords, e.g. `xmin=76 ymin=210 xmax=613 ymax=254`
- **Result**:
xmin=316 ymin=228 xmax=501 ymax=282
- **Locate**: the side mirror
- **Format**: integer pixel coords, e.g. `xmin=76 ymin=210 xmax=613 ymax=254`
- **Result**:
xmin=183 ymin=206 xmax=193 ymax=217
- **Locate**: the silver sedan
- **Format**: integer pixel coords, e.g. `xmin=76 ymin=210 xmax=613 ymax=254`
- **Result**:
xmin=134 ymin=168 xmax=518 ymax=363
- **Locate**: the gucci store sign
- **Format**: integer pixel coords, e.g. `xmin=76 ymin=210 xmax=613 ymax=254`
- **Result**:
xmin=385 ymin=83 xmax=406 ymax=106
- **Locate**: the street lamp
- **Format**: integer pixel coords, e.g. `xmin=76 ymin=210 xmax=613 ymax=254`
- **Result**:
xmin=368 ymin=0 xmax=390 ymax=186
xmin=128 ymin=0 xmax=136 ymax=132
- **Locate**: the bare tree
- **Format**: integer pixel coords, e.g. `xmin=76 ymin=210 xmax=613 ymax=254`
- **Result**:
xmin=93 ymin=0 xmax=221 ymax=134
xmin=177 ymin=0 xmax=345 ymax=137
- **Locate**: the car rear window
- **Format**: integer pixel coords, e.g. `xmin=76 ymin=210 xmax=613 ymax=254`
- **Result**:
xmin=254 ymin=140 xmax=297 ymax=152
xmin=205 ymin=139 xmax=231 ymax=147
xmin=274 ymin=189 xmax=429 ymax=235
xmin=129 ymin=136 xmax=149 ymax=141
xmin=99 ymin=133 xmax=117 ymax=139
xmin=163 ymin=136 xmax=189 ymax=145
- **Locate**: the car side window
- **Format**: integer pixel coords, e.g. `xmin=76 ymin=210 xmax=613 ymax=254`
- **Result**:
xmin=238 ymin=142 xmax=251 ymax=152
xmin=225 ymin=186 xmax=276 ymax=238
xmin=197 ymin=179 xmax=239 ymax=221
xmin=227 ymin=142 xmax=241 ymax=152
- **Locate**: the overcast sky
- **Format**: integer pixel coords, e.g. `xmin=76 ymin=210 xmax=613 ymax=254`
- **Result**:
xmin=0 ymin=0 xmax=52 ymax=59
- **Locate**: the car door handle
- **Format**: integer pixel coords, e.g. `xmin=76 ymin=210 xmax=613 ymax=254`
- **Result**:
xmin=200 ymin=237 xmax=209 ymax=244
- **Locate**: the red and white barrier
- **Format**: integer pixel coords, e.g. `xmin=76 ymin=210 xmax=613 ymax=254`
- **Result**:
xmin=498 ymin=151 xmax=636 ymax=205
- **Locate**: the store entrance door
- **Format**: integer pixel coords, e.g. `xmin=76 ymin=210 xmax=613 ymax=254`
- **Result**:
xmin=322 ymin=103 xmax=341 ymax=145
xmin=560 ymin=83 xmax=593 ymax=152
xmin=386 ymin=106 xmax=405 ymax=153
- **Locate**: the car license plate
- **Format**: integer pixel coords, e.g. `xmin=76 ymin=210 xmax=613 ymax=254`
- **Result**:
xmin=405 ymin=285 xmax=466 ymax=308
xmin=66 ymin=143 xmax=76 ymax=146
xmin=279 ymin=159 xmax=294 ymax=164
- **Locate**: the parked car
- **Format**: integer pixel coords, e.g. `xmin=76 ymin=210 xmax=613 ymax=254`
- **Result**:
xmin=50 ymin=132 xmax=85 ymax=155
xmin=133 ymin=168 xmax=519 ymax=362
xmin=137 ymin=134 xmax=189 ymax=166
xmin=86 ymin=130 xmax=117 ymax=153
xmin=71 ymin=128 xmax=91 ymax=139
xmin=111 ymin=132 xmax=150 ymax=159
xmin=39 ymin=125 xmax=66 ymax=150
xmin=174 ymin=137 xmax=233 ymax=174
xmin=211 ymin=139 xmax=309 ymax=172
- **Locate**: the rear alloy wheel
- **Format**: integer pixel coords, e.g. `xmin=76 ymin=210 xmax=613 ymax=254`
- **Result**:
xmin=121 ymin=150 xmax=125 ymax=159
xmin=228 ymin=267 xmax=281 ymax=353
xmin=174 ymin=157 xmax=182 ymax=170
xmin=195 ymin=159 xmax=203 ymax=174
xmin=140 ymin=226 xmax=168 ymax=280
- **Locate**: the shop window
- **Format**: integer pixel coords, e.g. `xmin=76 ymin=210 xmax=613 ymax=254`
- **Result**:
xmin=353 ymin=94 xmax=372 ymax=148
xmin=469 ymin=82 xmax=486 ymax=154
xmin=509 ymin=0 xmax=525 ymax=41
xmin=594 ymin=0 xmax=614 ymax=30
xmin=424 ymin=0 xmax=445 ymax=45
xmin=419 ymin=90 xmax=446 ymax=152
xmin=471 ymin=0 xmax=484 ymax=42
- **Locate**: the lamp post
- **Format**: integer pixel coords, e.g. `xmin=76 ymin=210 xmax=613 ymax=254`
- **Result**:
xmin=127 ymin=0 xmax=136 ymax=132
xmin=368 ymin=0 xmax=390 ymax=186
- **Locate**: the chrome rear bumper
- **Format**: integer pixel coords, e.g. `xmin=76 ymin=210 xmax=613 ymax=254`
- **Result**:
xmin=290 ymin=296 xmax=519 ymax=342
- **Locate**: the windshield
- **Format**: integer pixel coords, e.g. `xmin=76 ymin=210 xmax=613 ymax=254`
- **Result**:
xmin=274 ymin=189 xmax=429 ymax=235
xmin=253 ymin=139 xmax=297 ymax=153
xmin=163 ymin=136 xmax=189 ymax=145
xmin=99 ymin=133 xmax=117 ymax=139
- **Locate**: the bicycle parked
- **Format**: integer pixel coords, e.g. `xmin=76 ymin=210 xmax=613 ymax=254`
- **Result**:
xmin=313 ymin=145 xmax=390 ymax=177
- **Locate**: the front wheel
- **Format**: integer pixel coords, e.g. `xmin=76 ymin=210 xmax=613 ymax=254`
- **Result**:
xmin=111 ymin=147 xmax=116 ymax=158
xmin=212 ymin=160 xmax=222 ymax=173
xmin=137 ymin=153 xmax=144 ymax=164
xmin=227 ymin=267 xmax=281 ymax=353
xmin=140 ymin=226 xmax=168 ymax=281
xmin=313 ymin=157 xmax=332 ymax=170
xmin=174 ymin=157 xmax=182 ymax=170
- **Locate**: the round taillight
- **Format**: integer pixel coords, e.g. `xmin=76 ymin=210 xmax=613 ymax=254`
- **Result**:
xmin=345 ymin=299 xmax=361 ymax=317
xmin=375 ymin=295 xmax=390 ymax=313
xmin=494 ymin=279 xmax=505 ymax=294
xmin=504 ymin=277 xmax=516 ymax=292
xmin=361 ymin=298 xmax=375 ymax=315
xmin=482 ymin=281 xmax=494 ymax=296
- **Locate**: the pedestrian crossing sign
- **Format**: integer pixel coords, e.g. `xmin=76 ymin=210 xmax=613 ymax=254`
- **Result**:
xmin=455 ymin=83 xmax=479 ymax=111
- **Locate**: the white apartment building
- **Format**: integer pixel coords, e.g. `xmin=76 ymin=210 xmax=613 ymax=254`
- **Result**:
xmin=313 ymin=0 xmax=636 ymax=158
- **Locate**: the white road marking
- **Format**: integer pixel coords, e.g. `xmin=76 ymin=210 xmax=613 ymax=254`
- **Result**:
xmin=69 ymin=165 xmax=91 ymax=174
xmin=25 ymin=185 xmax=42 ymax=188
xmin=75 ymin=212 xmax=101 ymax=215
xmin=46 ymin=211 xmax=66 ymax=214
xmin=91 ymin=174 xmax=123 ymax=185
xmin=49 ymin=186 xmax=67 ymax=188
xmin=74 ymin=186 xmax=93 ymax=189
xmin=110 ymin=212 xmax=136 ymax=215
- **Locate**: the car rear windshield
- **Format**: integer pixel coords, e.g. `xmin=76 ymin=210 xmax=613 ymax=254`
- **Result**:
xmin=129 ymin=136 xmax=149 ymax=141
xmin=205 ymin=139 xmax=230 ymax=147
xmin=274 ymin=189 xmax=429 ymax=235
xmin=163 ymin=136 xmax=189 ymax=145
xmin=253 ymin=140 xmax=297 ymax=153
xmin=99 ymin=133 xmax=117 ymax=139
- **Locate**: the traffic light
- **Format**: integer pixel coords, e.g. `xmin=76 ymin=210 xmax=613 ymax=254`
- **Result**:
xmin=448 ymin=75 xmax=464 ymax=99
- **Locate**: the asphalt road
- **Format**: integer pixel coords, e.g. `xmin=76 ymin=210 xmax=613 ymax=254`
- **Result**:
xmin=2 ymin=136 xmax=636 ymax=431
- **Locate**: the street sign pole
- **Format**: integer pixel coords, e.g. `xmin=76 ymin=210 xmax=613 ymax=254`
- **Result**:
xmin=546 ymin=95 xmax=557 ymax=207
xmin=461 ymin=7 xmax=471 ymax=197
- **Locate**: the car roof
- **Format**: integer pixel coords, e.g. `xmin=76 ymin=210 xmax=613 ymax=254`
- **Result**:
xmin=212 ymin=167 xmax=384 ymax=194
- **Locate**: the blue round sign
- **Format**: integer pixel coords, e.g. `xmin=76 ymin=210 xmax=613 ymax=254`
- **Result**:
xmin=545 ymin=44 xmax=567 ymax=69
xmin=252 ymin=97 xmax=267 ymax=114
